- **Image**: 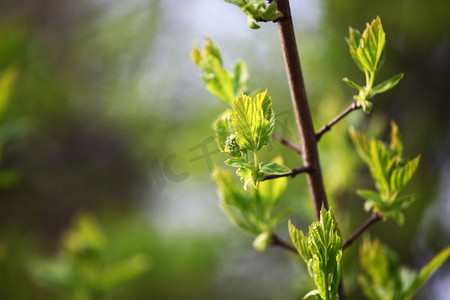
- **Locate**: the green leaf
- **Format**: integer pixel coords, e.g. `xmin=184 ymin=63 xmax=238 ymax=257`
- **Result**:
xmin=226 ymin=0 xmax=283 ymax=29
xmin=288 ymin=220 xmax=312 ymax=263
xmin=212 ymin=168 xmax=259 ymax=234
xmin=389 ymin=120 xmax=403 ymax=155
xmin=405 ymin=246 xmax=450 ymax=299
xmin=368 ymin=139 xmax=391 ymax=196
xmin=232 ymin=90 xmax=275 ymax=152
xmin=214 ymin=110 xmax=235 ymax=152
xmin=342 ymin=77 xmax=364 ymax=92
xmin=260 ymin=162 xmax=290 ymax=175
xmin=357 ymin=16 xmax=386 ymax=73
xmin=349 ymin=127 xmax=371 ymax=163
xmin=345 ymin=27 xmax=365 ymax=72
xmin=225 ymin=157 xmax=254 ymax=169
xmin=389 ymin=155 xmax=420 ymax=192
xmin=257 ymin=156 xmax=288 ymax=206
xmin=192 ymin=37 xmax=248 ymax=104
xmin=369 ymin=73 xmax=404 ymax=99
xmin=233 ymin=60 xmax=249 ymax=96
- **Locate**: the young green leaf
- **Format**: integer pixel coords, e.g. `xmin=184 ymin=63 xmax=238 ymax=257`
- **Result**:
xmin=192 ymin=37 xmax=248 ymax=105
xmin=214 ymin=110 xmax=236 ymax=153
xmin=369 ymin=73 xmax=404 ymax=99
xmin=344 ymin=17 xmax=402 ymax=114
xmin=260 ymin=162 xmax=290 ymax=175
xmin=405 ymin=246 xmax=450 ymax=299
xmin=342 ymin=77 xmax=364 ymax=92
xmin=389 ymin=155 xmax=420 ymax=192
xmin=289 ymin=207 xmax=342 ymax=300
xmin=357 ymin=16 xmax=386 ymax=73
xmin=389 ymin=120 xmax=403 ymax=155
xmin=232 ymin=90 xmax=275 ymax=152
xmin=225 ymin=0 xmax=283 ymax=29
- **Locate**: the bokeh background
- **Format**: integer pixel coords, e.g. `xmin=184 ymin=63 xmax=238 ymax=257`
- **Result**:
xmin=0 ymin=0 xmax=449 ymax=299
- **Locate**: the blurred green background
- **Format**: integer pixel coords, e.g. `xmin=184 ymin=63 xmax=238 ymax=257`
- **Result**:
xmin=0 ymin=0 xmax=449 ymax=299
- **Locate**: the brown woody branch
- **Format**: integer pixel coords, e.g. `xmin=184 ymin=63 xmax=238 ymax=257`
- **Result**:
xmin=274 ymin=0 xmax=329 ymax=220
xmin=316 ymin=101 xmax=360 ymax=142
xmin=342 ymin=213 xmax=382 ymax=250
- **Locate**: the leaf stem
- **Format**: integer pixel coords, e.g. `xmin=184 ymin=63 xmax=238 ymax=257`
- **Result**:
xmin=315 ymin=101 xmax=360 ymax=141
xmin=262 ymin=165 xmax=315 ymax=181
xmin=342 ymin=213 xmax=382 ymax=250
xmin=274 ymin=0 xmax=328 ymax=220
xmin=272 ymin=133 xmax=302 ymax=154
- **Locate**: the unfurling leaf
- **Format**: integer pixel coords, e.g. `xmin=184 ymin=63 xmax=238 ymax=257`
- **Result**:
xmin=192 ymin=37 xmax=248 ymax=104
xmin=289 ymin=207 xmax=342 ymax=300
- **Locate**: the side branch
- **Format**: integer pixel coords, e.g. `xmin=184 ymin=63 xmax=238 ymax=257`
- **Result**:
xmin=342 ymin=213 xmax=382 ymax=250
xmin=270 ymin=234 xmax=297 ymax=253
xmin=316 ymin=101 xmax=360 ymax=141
xmin=263 ymin=165 xmax=314 ymax=181
xmin=272 ymin=133 xmax=302 ymax=154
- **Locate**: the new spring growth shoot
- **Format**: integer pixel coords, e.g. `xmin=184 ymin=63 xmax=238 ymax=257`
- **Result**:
xmin=289 ymin=207 xmax=342 ymax=300
xmin=225 ymin=0 xmax=283 ymax=29
xmin=344 ymin=16 xmax=403 ymax=113
xmin=350 ymin=121 xmax=420 ymax=224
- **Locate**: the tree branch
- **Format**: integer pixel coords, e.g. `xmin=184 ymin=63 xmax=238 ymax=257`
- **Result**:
xmin=270 ymin=233 xmax=297 ymax=253
xmin=272 ymin=133 xmax=302 ymax=154
xmin=343 ymin=213 xmax=382 ymax=250
xmin=274 ymin=0 xmax=328 ymax=221
xmin=262 ymin=165 xmax=314 ymax=181
xmin=316 ymin=101 xmax=360 ymax=142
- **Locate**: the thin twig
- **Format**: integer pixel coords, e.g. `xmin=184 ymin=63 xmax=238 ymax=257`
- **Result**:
xmin=315 ymin=101 xmax=360 ymax=142
xmin=272 ymin=133 xmax=302 ymax=154
xmin=271 ymin=234 xmax=297 ymax=253
xmin=262 ymin=165 xmax=315 ymax=181
xmin=343 ymin=213 xmax=382 ymax=250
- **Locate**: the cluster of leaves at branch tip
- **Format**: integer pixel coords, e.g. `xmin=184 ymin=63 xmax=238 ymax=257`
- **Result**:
xmin=343 ymin=16 xmax=404 ymax=113
xmin=212 ymin=160 xmax=291 ymax=251
xmin=225 ymin=0 xmax=283 ymax=29
xmin=219 ymin=91 xmax=290 ymax=189
xmin=192 ymin=37 xmax=290 ymax=188
xmin=191 ymin=37 xmax=248 ymax=105
xmin=289 ymin=207 xmax=342 ymax=300
xmin=349 ymin=121 xmax=420 ymax=224
xmin=359 ymin=236 xmax=450 ymax=300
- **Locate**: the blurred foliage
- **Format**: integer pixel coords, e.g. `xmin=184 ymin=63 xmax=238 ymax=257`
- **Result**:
xmin=29 ymin=214 xmax=151 ymax=299
xmin=0 ymin=0 xmax=447 ymax=299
